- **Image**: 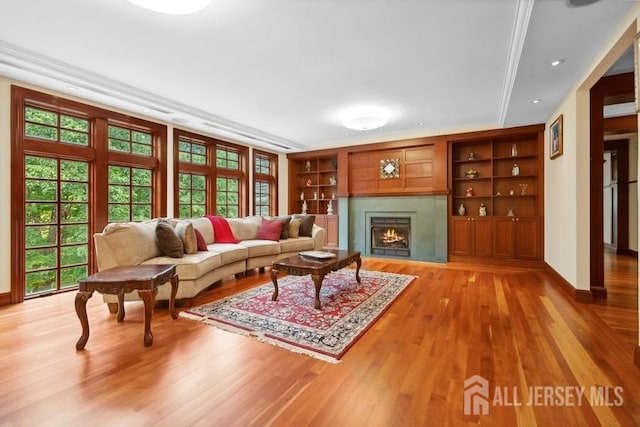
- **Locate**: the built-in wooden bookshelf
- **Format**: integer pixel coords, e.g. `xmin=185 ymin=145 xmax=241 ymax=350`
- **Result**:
xmin=448 ymin=126 xmax=544 ymax=262
xmin=287 ymin=155 xmax=339 ymax=248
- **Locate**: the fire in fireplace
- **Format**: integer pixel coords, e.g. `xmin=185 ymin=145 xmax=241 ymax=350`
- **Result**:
xmin=370 ymin=217 xmax=411 ymax=257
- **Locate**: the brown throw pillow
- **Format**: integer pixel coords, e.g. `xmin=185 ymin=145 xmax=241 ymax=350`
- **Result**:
xmin=156 ymin=219 xmax=184 ymax=258
xmin=294 ymin=214 xmax=315 ymax=237
xmin=176 ymin=222 xmax=197 ymax=254
xmin=274 ymin=216 xmax=291 ymax=239
xmin=289 ymin=218 xmax=302 ymax=238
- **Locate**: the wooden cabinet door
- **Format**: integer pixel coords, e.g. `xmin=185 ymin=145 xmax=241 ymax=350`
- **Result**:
xmin=515 ymin=218 xmax=539 ymax=260
xmin=471 ymin=218 xmax=492 ymax=256
xmin=450 ymin=217 xmax=472 ymax=256
xmin=493 ymin=218 xmax=515 ymax=258
xmin=324 ymin=215 xmax=338 ymax=248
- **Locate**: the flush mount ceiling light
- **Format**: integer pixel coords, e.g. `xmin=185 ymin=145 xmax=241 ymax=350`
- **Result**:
xmin=127 ymin=0 xmax=210 ymax=15
xmin=342 ymin=108 xmax=390 ymax=131
xmin=567 ymin=0 xmax=601 ymax=7
xmin=551 ymin=59 xmax=565 ymax=67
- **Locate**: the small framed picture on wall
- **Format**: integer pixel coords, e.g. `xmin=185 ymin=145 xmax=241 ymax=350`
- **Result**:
xmin=550 ymin=114 xmax=563 ymax=159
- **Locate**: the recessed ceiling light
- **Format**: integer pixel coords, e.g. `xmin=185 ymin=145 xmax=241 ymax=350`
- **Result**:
xmin=551 ymin=59 xmax=565 ymax=67
xmin=127 ymin=0 xmax=210 ymax=15
xmin=341 ymin=107 xmax=389 ymax=131
xmin=65 ymin=85 xmax=78 ymax=91
xmin=532 ymin=99 xmax=542 ymax=104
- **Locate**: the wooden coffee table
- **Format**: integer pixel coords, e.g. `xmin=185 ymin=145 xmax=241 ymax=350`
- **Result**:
xmin=75 ymin=264 xmax=179 ymax=350
xmin=271 ymin=249 xmax=361 ymax=309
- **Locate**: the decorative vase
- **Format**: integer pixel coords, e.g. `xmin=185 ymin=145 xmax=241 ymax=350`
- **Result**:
xmin=458 ymin=204 xmax=466 ymax=216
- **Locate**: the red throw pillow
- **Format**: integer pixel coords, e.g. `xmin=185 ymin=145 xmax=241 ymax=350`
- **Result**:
xmin=205 ymin=215 xmax=239 ymax=243
xmin=194 ymin=228 xmax=208 ymax=251
xmin=257 ymin=218 xmax=283 ymax=241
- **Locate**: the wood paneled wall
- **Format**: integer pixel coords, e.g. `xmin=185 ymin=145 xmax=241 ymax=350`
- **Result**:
xmin=288 ymin=125 xmax=545 ymax=199
xmin=349 ymin=146 xmax=438 ymax=195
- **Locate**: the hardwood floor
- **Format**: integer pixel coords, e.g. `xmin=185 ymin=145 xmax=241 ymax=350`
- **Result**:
xmin=1 ymin=256 xmax=639 ymax=426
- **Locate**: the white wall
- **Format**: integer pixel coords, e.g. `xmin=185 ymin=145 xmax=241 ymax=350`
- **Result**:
xmin=0 ymin=78 xmax=11 ymax=294
xmin=545 ymin=5 xmax=640 ymax=291
xmin=545 ymin=91 xmax=582 ymax=288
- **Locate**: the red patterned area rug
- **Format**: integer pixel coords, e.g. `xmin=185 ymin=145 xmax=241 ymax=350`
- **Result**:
xmin=180 ymin=268 xmax=416 ymax=363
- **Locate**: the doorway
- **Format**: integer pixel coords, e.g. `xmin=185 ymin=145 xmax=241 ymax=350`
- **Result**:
xmin=590 ymin=72 xmax=638 ymax=298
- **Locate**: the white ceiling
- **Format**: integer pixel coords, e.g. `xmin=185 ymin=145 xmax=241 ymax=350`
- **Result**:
xmin=0 ymin=0 xmax=635 ymax=153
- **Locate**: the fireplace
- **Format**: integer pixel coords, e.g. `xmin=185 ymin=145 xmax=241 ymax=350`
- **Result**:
xmin=370 ymin=217 xmax=411 ymax=258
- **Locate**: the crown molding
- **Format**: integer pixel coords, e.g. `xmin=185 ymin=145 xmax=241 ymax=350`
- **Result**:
xmin=0 ymin=40 xmax=301 ymax=152
xmin=497 ymin=0 xmax=535 ymax=126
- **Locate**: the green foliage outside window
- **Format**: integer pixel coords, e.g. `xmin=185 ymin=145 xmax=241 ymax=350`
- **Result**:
xmin=108 ymin=125 xmax=152 ymax=156
xmin=216 ymin=148 xmax=239 ymax=169
xmin=179 ymin=139 xmax=207 ymax=165
xmin=216 ymin=177 xmax=239 ymax=218
xmin=25 ymin=107 xmax=89 ymax=146
xmin=108 ymin=165 xmax=152 ymax=222
xmin=24 ymin=156 xmax=89 ymax=295
xmin=178 ymin=172 xmax=206 ymax=218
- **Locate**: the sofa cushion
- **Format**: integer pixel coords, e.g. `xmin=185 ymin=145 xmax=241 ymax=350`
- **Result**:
xmin=175 ymin=221 xmax=197 ymax=254
xmin=207 ymin=243 xmax=248 ymax=264
xmin=100 ymin=221 xmax=160 ymax=266
xmin=238 ymin=240 xmax=281 ymax=257
xmin=293 ymin=214 xmax=315 ymax=237
xmin=156 ymin=219 xmax=184 ymax=258
xmin=227 ymin=216 xmax=262 ymax=241
xmin=279 ymin=237 xmax=315 ymax=253
xmin=142 ymin=251 xmax=222 ymax=281
xmin=256 ymin=218 xmax=283 ymax=241
xmin=289 ymin=218 xmax=302 ymax=238
xmin=188 ymin=217 xmax=214 ymax=244
xmin=194 ymin=228 xmax=208 ymax=251
xmin=206 ymin=215 xmax=238 ymax=243
xmin=267 ymin=215 xmax=291 ymax=239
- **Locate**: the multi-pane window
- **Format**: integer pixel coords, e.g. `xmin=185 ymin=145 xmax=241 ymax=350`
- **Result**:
xmin=254 ymin=181 xmax=270 ymax=216
xmin=24 ymin=107 xmax=90 ymax=146
xmin=178 ymin=172 xmax=207 ymax=218
xmin=217 ymin=147 xmax=239 ymax=169
xmin=176 ymin=133 xmax=210 ymax=218
xmin=253 ymin=150 xmax=278 ymax=216
xmin=216 ymin=177 xmax=240 ymax=217
xmin=215 ymin=144 xmax=247 ymax=218
xmin=179 ymin=139 xmax=207 ymax=164
xmin=108 ymin=166 xmax=153 ymax=222
xmin=108 ymin=125 xmax=153 ymax=156
xmin=24 ymin=156 xmax=89 ymax=296
xmin=12 ymin=86 xmax=167 ymax=302
xmin=175 ymin=130 xmax=248 ymax=219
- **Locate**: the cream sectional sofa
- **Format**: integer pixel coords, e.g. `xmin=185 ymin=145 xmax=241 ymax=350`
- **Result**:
xmin=93 ymin=216 xmax=325 ymax=309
